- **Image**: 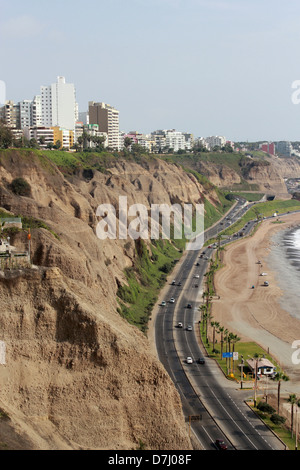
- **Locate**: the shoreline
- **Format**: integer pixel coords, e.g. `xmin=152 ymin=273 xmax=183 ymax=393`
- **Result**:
xmin=212 ymin=213 xmax=300 ymax=392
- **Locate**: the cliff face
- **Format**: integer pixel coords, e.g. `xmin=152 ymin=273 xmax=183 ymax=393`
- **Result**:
xmin=181 ymin=154 xmax=300 ymax=197
xmin=0 ymin=150 xmax=221 ymax=450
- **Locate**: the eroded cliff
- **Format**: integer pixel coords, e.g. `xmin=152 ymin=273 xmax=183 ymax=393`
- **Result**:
xmin=0 ymin=149 xmax=227 ymax=450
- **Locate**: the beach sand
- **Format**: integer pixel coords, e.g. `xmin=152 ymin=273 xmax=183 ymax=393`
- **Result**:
xmin=211 ymin=213 xmax=300 ymax=393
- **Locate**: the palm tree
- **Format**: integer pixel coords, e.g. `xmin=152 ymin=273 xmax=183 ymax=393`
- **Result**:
xmin=219 ymin=326 xmax=225 ymax=359
xmin=274 ymin=371 xmax=290 ymax=414
xmin=223 ymin=329 xmax=229 ymax=373
xmin=288 ymin=394 xmax=297 ymax=437
xmin=211 ymin=321 xmax=220 ymax=353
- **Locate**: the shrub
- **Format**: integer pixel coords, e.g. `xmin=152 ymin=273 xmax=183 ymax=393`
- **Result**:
xmin=10 ymin=178 xmax=31 ymax=197
xmin=270 ymin=413 xmax=286 ymax=425
xmin=257 ymin=401 xmax=276 ymax=414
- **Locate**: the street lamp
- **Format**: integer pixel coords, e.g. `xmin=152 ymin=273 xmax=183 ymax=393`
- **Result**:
xmin=240 ymin=355 xmax=244 ymax=389
xmin=248 ymin=354 xmax=261 ymax=407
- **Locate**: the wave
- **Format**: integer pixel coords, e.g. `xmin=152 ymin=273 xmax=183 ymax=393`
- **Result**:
xmin=267 ymin=225 xmax=300 ymax=320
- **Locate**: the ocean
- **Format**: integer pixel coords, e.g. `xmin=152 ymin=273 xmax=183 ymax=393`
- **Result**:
xmin=267 ymin=224 xmax=300 ymax=320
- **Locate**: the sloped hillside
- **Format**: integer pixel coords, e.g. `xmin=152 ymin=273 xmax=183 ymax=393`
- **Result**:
xmin=0 ymin=149 xmax=230 ymax=450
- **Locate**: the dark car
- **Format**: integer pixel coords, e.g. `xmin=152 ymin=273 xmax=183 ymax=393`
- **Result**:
xmin=198 ymin=357 xmax=205 ymax=364
xmin=215 ymin=439 xmax=227 ymax=450
xmin=186 ymin=303 xmax=192 ymax=309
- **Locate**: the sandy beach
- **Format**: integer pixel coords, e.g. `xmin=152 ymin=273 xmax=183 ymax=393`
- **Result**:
xmin=212 ymin=212 xmax=300 ymax=393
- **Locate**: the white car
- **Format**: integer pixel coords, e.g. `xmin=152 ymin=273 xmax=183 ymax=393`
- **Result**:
xmin=169 ymin=298 xmax=175 ymax=303
xmin=186 ymin=357 xmax=193 ymax=364
xmin=161 ymin=301 xmax=166 ymax=306
xmin=194 ymin=274 xmax=200 ymax=279
xmin=187 ymin=325 xmax=193 ymax=331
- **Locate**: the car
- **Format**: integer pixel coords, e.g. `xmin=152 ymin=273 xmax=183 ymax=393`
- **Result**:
xmin=215 ymin=439 xmax=227 ymax=450
xmin=187 ymin=325 xmax=193 ymax=331
xmin=198 ymin=357 xmax=205 ymax=364
xmin=186 ymin=357 xmax=193 ymax=364
xmin=161 ymin=301 xmax=166 ymax=306
xmin=194 ymin=274 xmax=200 ymax=279
xmin=177 ymin=322 xmax=183 ymax=328
xmin=169 ymin=297 xmax=175 ymax=303
xmin=195 ymin=262 xmax=200 ymax=266
xmin=186 ymin=303 xmax=192 ymax=309
xmin=177 ymin=282 xmax=182 ymax=286
xmin=194 ymin=284 xmax=199 ymax=288
xmin=171 ymin=280 xmax=176 ymax=285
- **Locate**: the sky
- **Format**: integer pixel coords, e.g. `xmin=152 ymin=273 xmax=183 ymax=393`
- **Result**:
xmin=0 ymin=0 xmax=300 ymax=142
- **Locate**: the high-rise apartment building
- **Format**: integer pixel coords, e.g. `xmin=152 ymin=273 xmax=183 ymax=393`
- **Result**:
xmin=30 ymin=95 xmax=42 ymax=127
xmin=276 ymin=141 xmax=292 ymax=157
xmin=0 ymin=100 xmax=20 ymax=128
xmin=205 ymin=135 xmax=227 ymax=149
xmin=88 ymin=101 xmax=120 ymax=150
xmin=41 ymin=76 xmax=78 ymax=132
xmin=19 ymin=100 xmax=32 ymax=129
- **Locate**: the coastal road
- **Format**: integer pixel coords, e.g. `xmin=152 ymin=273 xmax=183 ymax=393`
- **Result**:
xmin=155 ymin=199 xmax=286 ymax=450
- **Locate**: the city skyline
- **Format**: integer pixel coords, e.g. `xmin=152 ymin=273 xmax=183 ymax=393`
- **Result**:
xmin=1 ymin=0 xmax=300 ymax=141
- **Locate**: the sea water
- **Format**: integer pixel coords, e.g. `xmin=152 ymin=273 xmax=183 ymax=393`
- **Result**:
xmin=267 ymin=225 xmax=300 ymax=320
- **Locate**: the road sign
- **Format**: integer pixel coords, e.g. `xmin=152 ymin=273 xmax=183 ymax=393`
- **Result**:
xmin=222 ymin=352 xmax=233 ymax=358
xmin=233 ymin=352 xmax=239 ymax=361
xmin=186 ymin=415 xmax=202 ymax=422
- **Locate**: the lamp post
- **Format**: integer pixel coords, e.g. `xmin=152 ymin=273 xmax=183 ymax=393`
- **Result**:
xmin=240 ymin=355 xmax=244 ymax=389
xmin=296 ymin=407 xmax=298 ymax=451
xmin=249 ymin=354 xmax=261 ymax=407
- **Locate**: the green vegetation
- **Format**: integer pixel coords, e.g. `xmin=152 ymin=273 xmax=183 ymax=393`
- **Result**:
xmin=230 ymin=192 xmax=265 ymax=202
xmin=208 ymin=199 xmax=300 ymax=243
xmin=10 ymin=178 xmax=31 ymax=197
xmin=251 ymin=398 xmax=300 ymax=450
xmin=0 ymin=207 xmax=59 ymax=240
xmin=21 ymin=216 xmax=60 ymax=240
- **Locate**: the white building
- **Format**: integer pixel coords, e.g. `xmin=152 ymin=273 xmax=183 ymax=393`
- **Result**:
xmin=24 ymin=126 xmax=54 ymax=148
xmin=205 ymin=135 xmax=227 ymax=149
xmin=41 ymin=76 xmax=78 ymax=133
xmin=164 ymin=130 xmax=186 ymax=152
xmin=31 ymin=95 xmax=42 ymax=127
xmin=19 ymin=100 xmax=32 ymax=129
xmin=151 ymin=129 xmax=191 ymax=153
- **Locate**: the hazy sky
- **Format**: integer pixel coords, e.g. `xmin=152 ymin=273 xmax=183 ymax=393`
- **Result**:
xmin=1 ymin=0 xmax=300 ymax=141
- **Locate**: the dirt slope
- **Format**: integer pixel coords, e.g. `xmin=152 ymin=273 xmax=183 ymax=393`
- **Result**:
xmin=0 ymin=149 xmax=221 ymax=450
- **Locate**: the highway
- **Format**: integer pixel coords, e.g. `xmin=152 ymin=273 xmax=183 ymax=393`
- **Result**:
xmin=154 ymin=198 xmax=286 ymax=450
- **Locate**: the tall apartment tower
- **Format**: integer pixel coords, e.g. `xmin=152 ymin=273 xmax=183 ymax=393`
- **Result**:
xmin=31 ymin=95 xmax=42 ymax=127
xmin=88 ymin=101 xmax=120 ymax=150
xmin=0 ymin=100 xmax=20 ymax=128
xmin=41 ymin=76 xmax=78 ymax=132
